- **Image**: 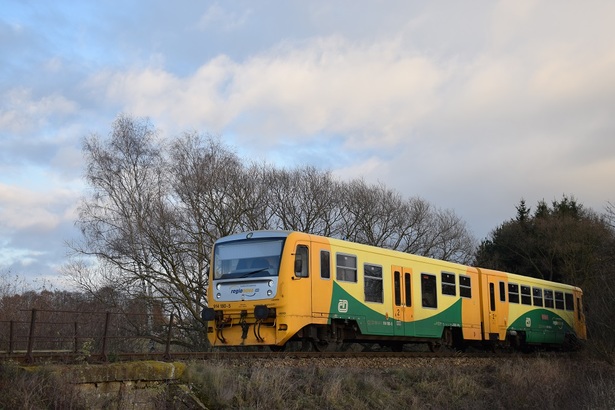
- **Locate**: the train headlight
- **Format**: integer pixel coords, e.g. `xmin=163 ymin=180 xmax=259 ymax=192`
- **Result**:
xmin=216 ymin=283 xmax=221 ymax=290
xmin=268 ymin=280 xmax=274 ymax=287
xmin=267 ymin=290 xmax=272 ymax=296
xmin=216 ymin=293 xmax=221 ymax=299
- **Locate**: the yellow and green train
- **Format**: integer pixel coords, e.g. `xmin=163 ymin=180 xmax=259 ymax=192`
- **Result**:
xmin=202 ymin=231 xmax=587 ymax=351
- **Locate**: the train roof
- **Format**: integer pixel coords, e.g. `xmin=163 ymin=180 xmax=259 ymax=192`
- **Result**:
xmin=214 ymin=230 xmax=292 ymax=244
xmin=214 ymin=230 xmax=582 ymax=291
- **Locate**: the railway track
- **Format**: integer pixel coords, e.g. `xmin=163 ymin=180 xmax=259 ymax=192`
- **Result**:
xmin=1 ymin=348 xmax=575 ymax=365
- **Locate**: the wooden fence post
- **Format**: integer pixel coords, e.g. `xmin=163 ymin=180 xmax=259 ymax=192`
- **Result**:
xmin=8 ymin=320 xmax=14 ymax=354
xmin=25 ymin=309 xmax=38 ymax=363
xmin=163 ymin=313 xmax=174 ymax=361
xmin=100 ymin=312 xmax=111 ymax=362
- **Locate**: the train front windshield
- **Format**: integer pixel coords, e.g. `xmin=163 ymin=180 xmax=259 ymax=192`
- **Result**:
xmin=213 ymin=238 xmax=283 ymax=280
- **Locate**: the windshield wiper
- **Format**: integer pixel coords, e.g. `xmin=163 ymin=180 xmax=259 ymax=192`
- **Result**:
xmin=238 ymin=268 xmax=268 ymax=278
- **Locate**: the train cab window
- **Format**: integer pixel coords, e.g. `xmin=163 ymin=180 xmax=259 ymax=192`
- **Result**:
xmin=459 ymin=275 xmax=472 ymax=298
xmin=508 ymin=283 xmax=520 ymax=303
xmin=421 ymin=274 xmax=437 ymax=309
xmin=394 ymin=271 xmax=402 ymax=306
xmin=521 ymin=286 xmax=532 ymax=305
xmin=364 ymin=264 xmax=383 ymax=303
xmin=533 ymin=287 xmax=543 ymax=307
xmin=336 ymin=253 xmax=357 ymax=282
xmin=555 ymin=291 xmax=565 ymax=310
xmin=544 ymin=290 xmax=554 ymax=308
xmin=441 ymin=272 xmax=456 ymax=296
xmin=565 ymin=293 xmax=574 ymax=311
xmin=294 ymin=245 xmax=309 ymax=278
xmin=320 ymin=250 xmax=330 ymax=279
xmin=499 ymin=281 xmax=506 ymax=302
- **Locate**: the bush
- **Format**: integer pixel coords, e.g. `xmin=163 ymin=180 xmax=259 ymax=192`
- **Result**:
xmin=0 ymin=363 xmax=86 ymax=409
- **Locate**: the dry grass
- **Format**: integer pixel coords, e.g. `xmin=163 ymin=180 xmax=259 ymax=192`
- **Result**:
xmin=0 ymin=363 xmax=86 ymax=409
xmin=2 ymin=353 xmax=613 ymax=409
xmin=182 ymin=355 xmax=615 ymax=410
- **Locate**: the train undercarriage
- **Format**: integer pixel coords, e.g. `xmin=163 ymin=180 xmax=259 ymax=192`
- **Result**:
xmin=262 ymin=320 xmax=580 ymax=353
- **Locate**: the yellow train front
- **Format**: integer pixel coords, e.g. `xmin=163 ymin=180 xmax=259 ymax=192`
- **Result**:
xmin=202 ymin=230 xmax=321 ymax=349
xmin=202 ymin=230 xmax=587 ymax=351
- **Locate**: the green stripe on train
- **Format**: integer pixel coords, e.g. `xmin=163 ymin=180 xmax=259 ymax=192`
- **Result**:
xmin=328 ymin=282 xmax=462 ymax=339
xmin=508 ymin=309 xmax=574 ymax=344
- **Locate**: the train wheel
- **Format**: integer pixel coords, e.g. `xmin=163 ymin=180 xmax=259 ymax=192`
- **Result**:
xmin=300 ymin=339 xmax=313 ymax=351
xmin=429 ymin=327 xmax=452 ymax=352
xmin=428 ymin=340 xmax=442 ymax=352
xmin=390 ymin=342 xmax=404 ymax=352
xmin=269 ymin=344 xmax=286 ymax=352
xmin=312 ymin=340 xmax=341 ymax=352
xmin=442 ymin=328 xmax=453 ymax=349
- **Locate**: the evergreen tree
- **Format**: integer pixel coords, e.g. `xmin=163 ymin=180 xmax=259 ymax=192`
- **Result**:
xmin=474 ymin=195 xmax=614 ymax=285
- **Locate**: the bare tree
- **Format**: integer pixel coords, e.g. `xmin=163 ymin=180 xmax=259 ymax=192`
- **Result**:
xmin=75 ymin=114 xmax=165 ymax=290
xmin=69 ymin=116 xmax=211 ymax=347
xmin=267 ymin=166 xmax=343 ymax=236
xmin=605 ymin=201 xmax=615 ymax=230
xmin=170 ymin=132 xmax=273 ymax=241
xmin=68 ymin=115 xmax=477 ymax=349
xmin=339 ymin=179 xmax=407 ymax=248
xmin=423 ymin=208 xmax=477 ymax=264
xmin=395 ymin=197 xmax=434 ymax=254
xmin=338 ymin=180 xmax=476 ymax=263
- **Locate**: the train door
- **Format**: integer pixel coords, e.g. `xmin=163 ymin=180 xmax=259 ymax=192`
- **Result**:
xmin=311 ymin=247 xmax=333 ymax=316
xmin=484 ymin=274 xmax=507 ymax=341
xmin=392 ymin=266 xmax=414 ymax=337
xmin=291 ymin=241 xmax=312 ymax=318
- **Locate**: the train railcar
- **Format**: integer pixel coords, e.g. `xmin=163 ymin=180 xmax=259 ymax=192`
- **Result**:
xmin=477 ymin=268 xmax=586 ymax=349
xmin=202 ymin=231 xmax=586 ymax=351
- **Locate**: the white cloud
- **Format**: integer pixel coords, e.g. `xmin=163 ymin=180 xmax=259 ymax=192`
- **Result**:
xmin=197 ymin=3 xmax=251 ymax=31
xmin=94 ymin=36 xmax=446 ymax=150
xmin=80 ymin=2 xmax=615 ymax=241
xmin=0 ymin=88 xmax=78 ymax=135
xmin=0 ymin=183 xmax=78 ymax=232
xmin=4 ymin=0 xmax=615 ymax=284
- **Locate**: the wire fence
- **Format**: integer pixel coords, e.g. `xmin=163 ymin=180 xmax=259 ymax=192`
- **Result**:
xmin=0 ymin=308 xmax=176 ymax=363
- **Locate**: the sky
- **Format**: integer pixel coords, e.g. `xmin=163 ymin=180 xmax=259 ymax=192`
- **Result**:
xmin=1 ymin=0 xmax=615 ymax=288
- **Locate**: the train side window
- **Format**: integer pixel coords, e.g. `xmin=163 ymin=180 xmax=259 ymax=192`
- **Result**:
xmin=544 ymin=290 xmax=554 ymax=308
xmin=336 ymin=253 xmax=357 ymax=282
xmin=441 ymin=272 xmax=456 ymax=296
xmin=533 ymin=287 xmax=543 ymax=307
xmin=364 ymin=264 xmax=383 ymax=303
xmin=459 ymin=275 xmax=472 ymax=298
xmin=499 ymin=281 xmax=506 ymax=302
xmin=294 ymin=245 xmax=309 ymax=278
xmin=508 ymin=283 xmax=519 ymax=303
xmin=555 ymin=291 xmax=565 ymax=309
xmin=421 ymin=274 xmax=437 ymax=308
xmin=565 ymin=293 xmax=574 ymax=311
xmin=320 ymin=250 xmax=330 ymax=279
xmin=394 ymin=271 xmax=401 ymax=306
xmin=521 ymin=286 xmax=531 ymax=305
xmin=404 ymin=273 xmax=412 ymax=307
